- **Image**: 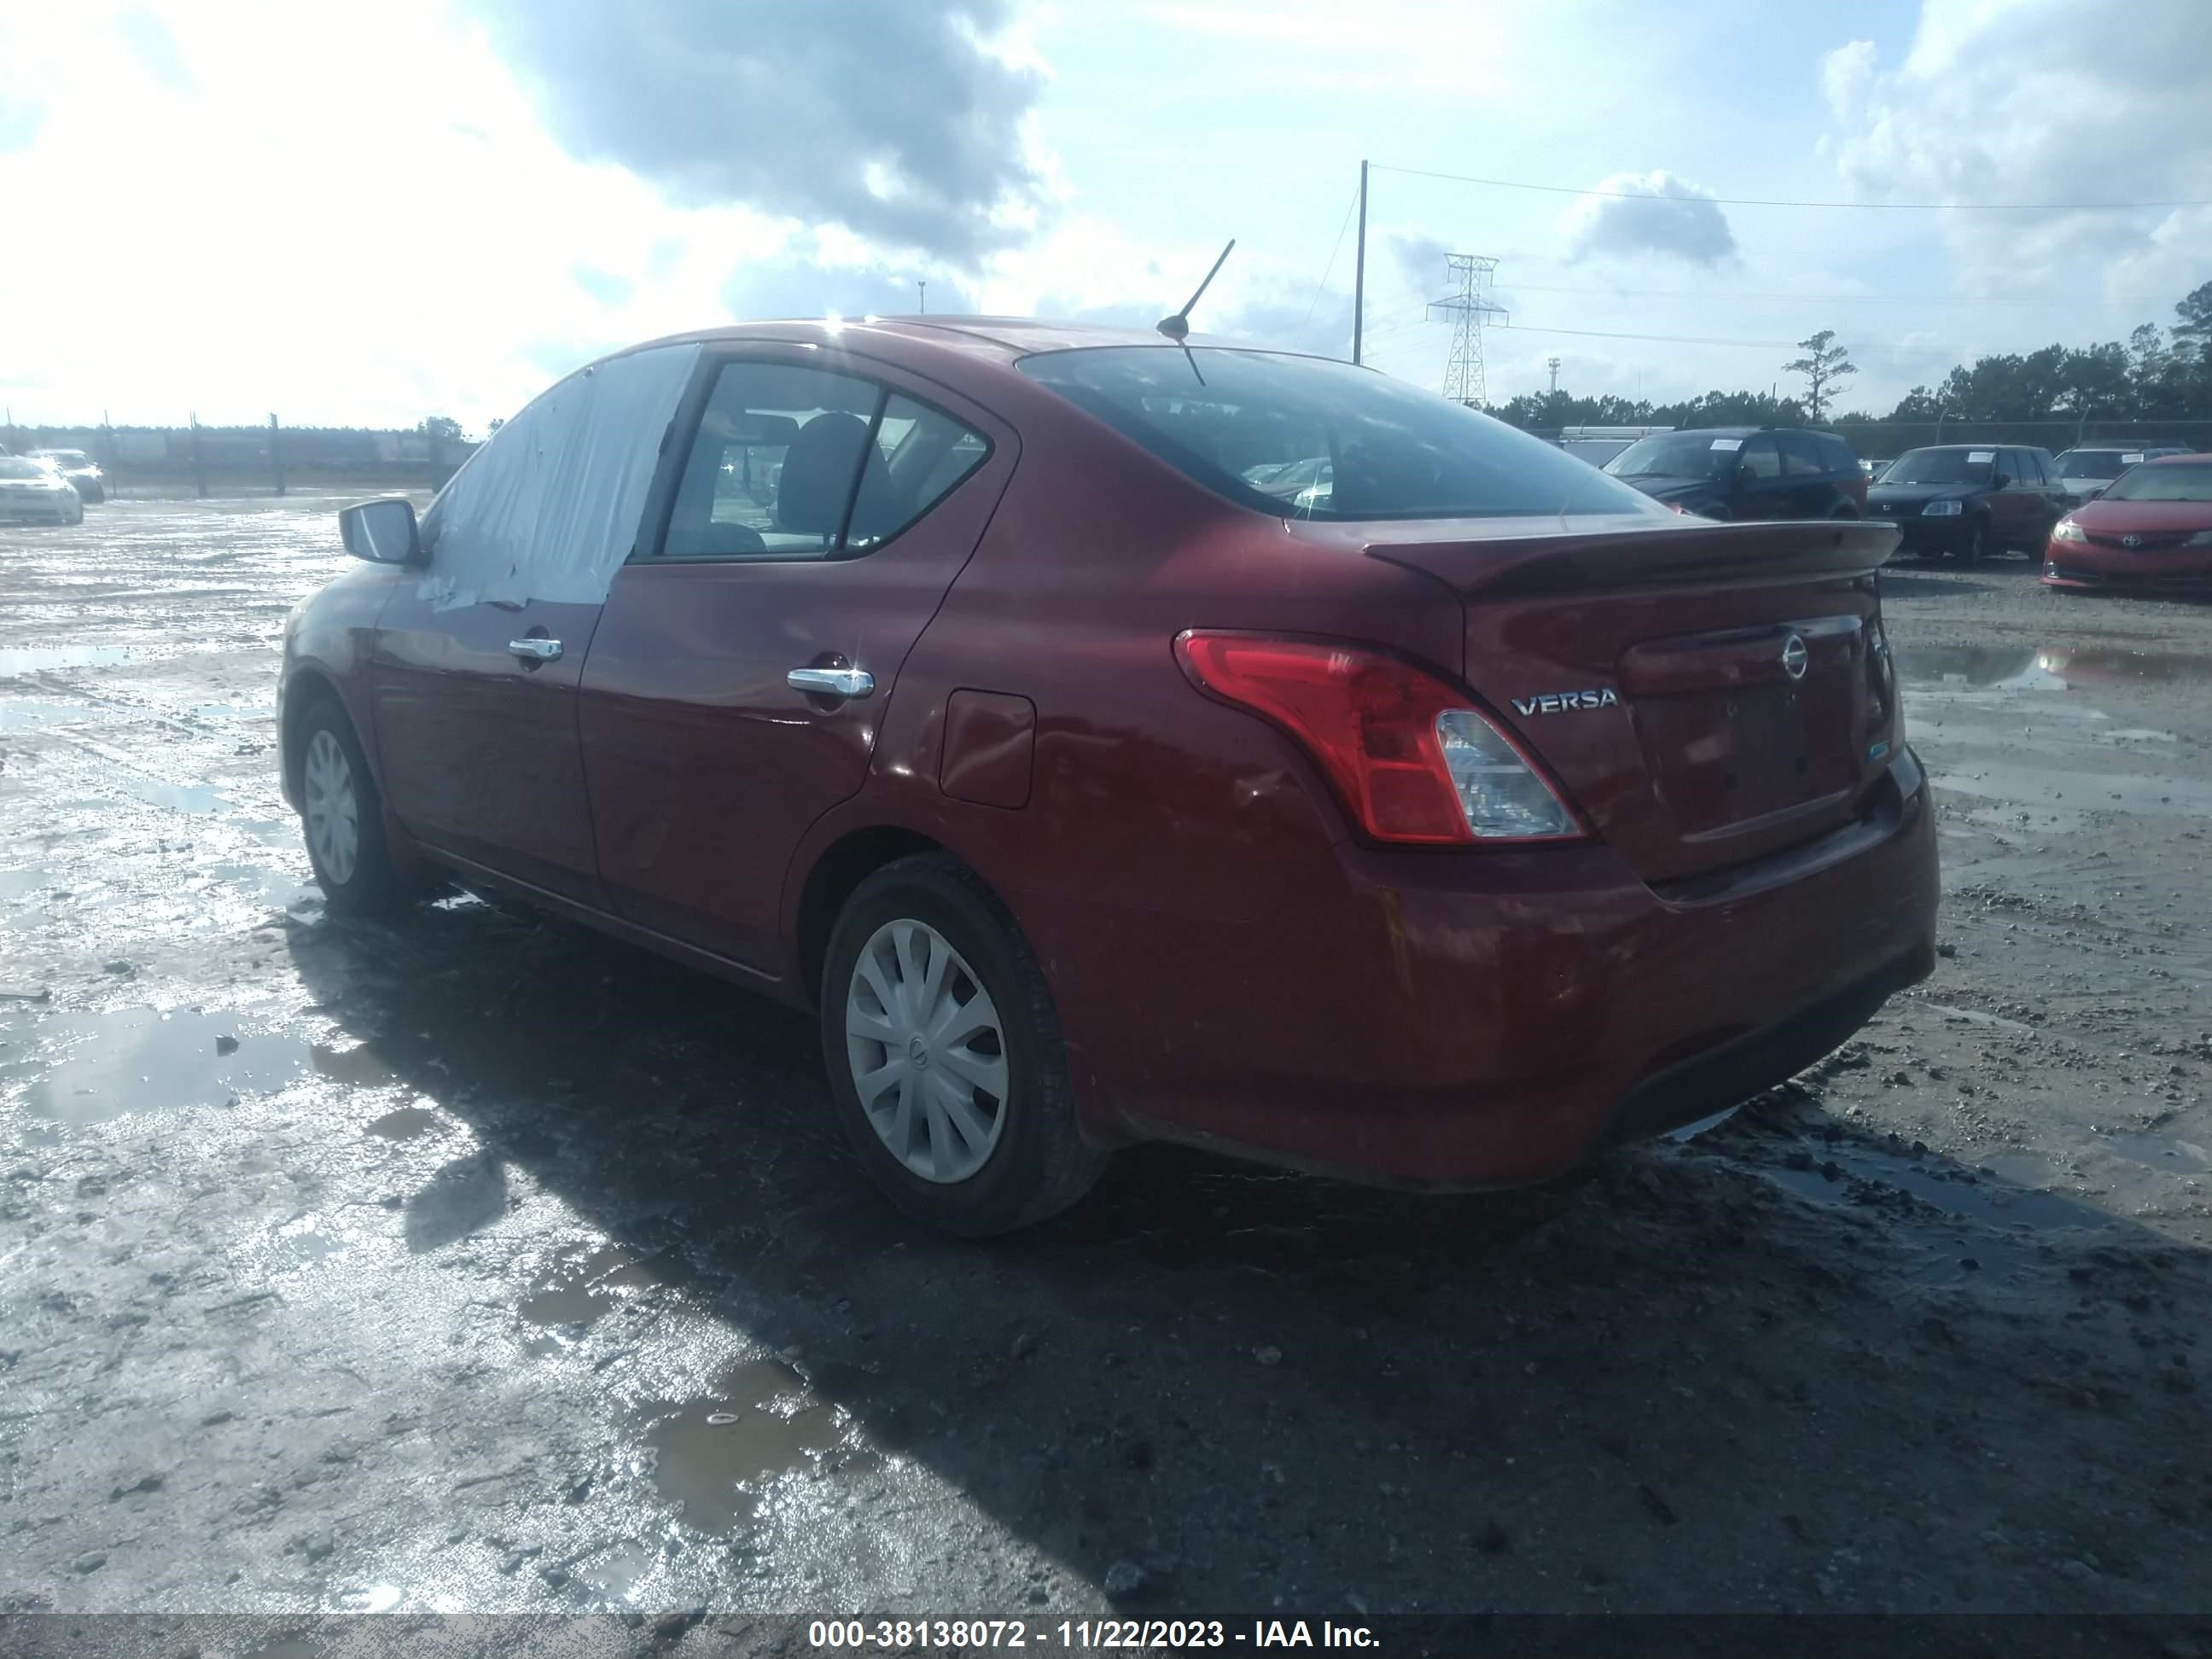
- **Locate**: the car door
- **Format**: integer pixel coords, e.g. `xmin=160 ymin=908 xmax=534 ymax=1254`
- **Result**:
xmin=1732 ymin=434 xmax=1785 ymax=518
xmin=2023 ymin=449 xmax=2064 ymax=531
xmin=369 ymin=343 xmax=697 ymax=905
xmin=1776 ymin=430 xmax=1830 ymax=518
xmin=577 ymin=350 xmax=1013 ymax=979
xmin=2017 ymin=451 xmax=2044 ymax=548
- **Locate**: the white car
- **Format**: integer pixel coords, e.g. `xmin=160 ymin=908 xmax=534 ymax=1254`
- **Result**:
xmin=2052 ymin=445 xmax=2193 ymax=501
xmin=0 ymin=456 xmax=83 ymax=524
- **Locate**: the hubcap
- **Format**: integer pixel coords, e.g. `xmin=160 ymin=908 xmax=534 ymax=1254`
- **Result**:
xmin=845 ymin=919 xmax=1009 ymax=1184
xmin=301 ymin=729 xmax=360 ymax=884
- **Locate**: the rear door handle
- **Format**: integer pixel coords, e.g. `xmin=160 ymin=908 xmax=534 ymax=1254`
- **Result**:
xmin=509 ymin=637 xmax=562 ymax=663
xmin=787 ymin=667 xmax=874 ymax=700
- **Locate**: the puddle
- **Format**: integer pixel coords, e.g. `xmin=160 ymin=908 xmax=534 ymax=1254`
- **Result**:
xmin=108 ymin=776 xmax=225 ymax=814
xmin=0 ymin=699 xmax=125 ymax=731
xmin=521 ymin=1244 xmax=677 ymax=1327
xmin=1936 ymin=762 xmax=2212 ymax=822
xmin=2098 ymin=1131 xmax=2209 ymax=1173
xmin=0 ymin=869 xmax=44 ymax=900
xmin=1755 ymin=1139 xmax=2108 ymax=1236
xmin=640 ymin=1358 xmax=853 ymax=1534
xmin=0 ymin=644 xmax=136 ymax=675
xmin=366 ymin=1104 xmax=441 ymax=1140
xmin=1900 ymin=642 xmax=2212 ymax=693
xmin=270 ymin=1213 xmax=344 ymax=1268
xmin=311 ymin=1040 xmax=395 ymax=1086
xmin=189 ymin=701 xmax=275 ymax=723
xmin=3 ymin=1007 xmax=311 ymax=1123
xmin=579 ymin=1540 xmax=658 ymax=1601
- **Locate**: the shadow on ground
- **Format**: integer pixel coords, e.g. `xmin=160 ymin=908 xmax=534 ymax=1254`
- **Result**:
xmin=285 ymin=898 xmax=2212 ymax=1616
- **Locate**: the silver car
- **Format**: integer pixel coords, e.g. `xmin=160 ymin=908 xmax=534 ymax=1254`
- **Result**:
xmin=0 ymin=456 xmax=84 ymax=524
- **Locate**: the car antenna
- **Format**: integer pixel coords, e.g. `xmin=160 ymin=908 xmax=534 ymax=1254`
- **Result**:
xmin=1157 ymin=238 xmax=1235 ymax=386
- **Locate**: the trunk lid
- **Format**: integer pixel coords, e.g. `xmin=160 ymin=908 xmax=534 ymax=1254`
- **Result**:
xmin=1345 ymin=515 xmax=1903 ymax=882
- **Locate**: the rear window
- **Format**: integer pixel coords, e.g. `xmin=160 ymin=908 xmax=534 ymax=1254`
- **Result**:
xmin=2053 ymin=450 xmax=2130 ymax=480
xmin=1883 ymin=449 xmax=1994 ymax=486
xmin=1016 ymin=346 xmax=1653 ymax=521
xmin=1604 ymin=432 xmax=1738 ymax=480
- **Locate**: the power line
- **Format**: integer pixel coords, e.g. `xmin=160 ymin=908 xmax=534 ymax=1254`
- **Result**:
xmin=1369 ymin=160 xmax=2212 ymax=214
xmin=1301 ymin=183 xmax=1362 ymax=331
xmin=1491 ymin=323 xmax=1938 ymax=358
xmin=1499 ymin=279 xmax=2179 ymax=311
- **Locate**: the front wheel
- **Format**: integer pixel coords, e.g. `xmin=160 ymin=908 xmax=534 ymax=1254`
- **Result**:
xmin=294 ymin=698 xmax=404 ymax=916
xmin=1955 ymin=521 xmax=1987 ymax=565
xmin=821 ymin=853 xmax=1107 ymax=1236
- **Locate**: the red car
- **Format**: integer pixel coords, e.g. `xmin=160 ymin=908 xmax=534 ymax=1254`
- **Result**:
xmin=2042 ymin=452 xmax=2212 ymax=594
xmin=278 ymin=320 xmax=1936 ymax=1235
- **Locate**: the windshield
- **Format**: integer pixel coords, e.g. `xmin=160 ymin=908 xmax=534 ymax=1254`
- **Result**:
xmin=1603 ymin=432 xmax=1734 ymax=480
xmin=1883 ymin=449 xmax=1994 ymax=486
xmin=2052 ymin=451 xmax=2133 ymax=480
xmin=0 ymin=458 xmax=50 ymax=479
xmin=2100 ymin=463 xmax=2212 ymax=503
xmin=1017 ymin=346 xmax=1655 ymax=520
xmin=45 ymin=451 xmax=90 ymax=468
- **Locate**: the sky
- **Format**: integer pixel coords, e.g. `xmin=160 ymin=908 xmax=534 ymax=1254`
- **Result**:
xmin=2 ymin=0 xmax=2209 ymax=432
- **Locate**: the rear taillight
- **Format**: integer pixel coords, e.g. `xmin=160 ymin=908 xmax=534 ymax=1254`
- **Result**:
xmin=1173 ymin=632 xmax=1583 ymax=845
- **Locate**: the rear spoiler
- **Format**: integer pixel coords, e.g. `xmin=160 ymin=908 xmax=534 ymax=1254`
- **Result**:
xmin=1333 ymin=517 xmax=1901 ymax=600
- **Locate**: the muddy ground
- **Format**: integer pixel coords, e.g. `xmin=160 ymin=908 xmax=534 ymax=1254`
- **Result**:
xmin=2 ymin=498 xmax=2209 ymax=1636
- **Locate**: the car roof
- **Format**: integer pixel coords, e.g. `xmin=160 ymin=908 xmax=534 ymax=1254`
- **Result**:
xmin=2144 ymin=451 xmax=2210 ymax=464
xmin=593 ymin=316 xmax=1269 ymax=371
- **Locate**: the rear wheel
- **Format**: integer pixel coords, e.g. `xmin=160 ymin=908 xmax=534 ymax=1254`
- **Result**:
xmin=295 ymin=698 xmax=403 ymax=916
xmin=820 ymin=853 xmax=1106 ymax=1236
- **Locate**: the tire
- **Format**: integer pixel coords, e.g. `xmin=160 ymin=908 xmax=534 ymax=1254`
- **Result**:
xmin=820 ymin=853 xmax=1107 ymax=1236
xmin=66 ymin=501 xmax=83 ymax=526
xmin=1829 ymin=505 xmax=1860 ymax=521
xmin=294 ymin=695 xmax=404 ymax=917
xmin=1955 ymin=521 xmax=1987 ymax=566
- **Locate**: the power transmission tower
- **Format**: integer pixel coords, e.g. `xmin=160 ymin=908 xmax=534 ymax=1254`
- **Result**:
xmin=1546 ymin=356 xmax=1561 ymax=395
xmin=1427 ymin=254 xmax=1507 ymax=405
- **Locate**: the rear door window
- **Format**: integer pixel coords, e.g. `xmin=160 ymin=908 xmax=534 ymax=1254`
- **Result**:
xmin=1777 ymin=431 xmax=1825 ymax=477
xmin=846 ymin=395 xmax=992 ymax=553
xmin=1738 ymin=435 xmax=1782 ymax=480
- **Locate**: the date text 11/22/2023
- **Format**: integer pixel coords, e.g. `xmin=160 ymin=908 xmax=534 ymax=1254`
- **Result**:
xmin=806 ymin=1618 xmax=1380 ymax=1649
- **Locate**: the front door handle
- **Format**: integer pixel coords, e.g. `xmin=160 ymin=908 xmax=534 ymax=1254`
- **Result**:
xmin=509 ymin=637 xmax=562 ymax=663
xmin=787 ymin=666 xmax=874 ymax=700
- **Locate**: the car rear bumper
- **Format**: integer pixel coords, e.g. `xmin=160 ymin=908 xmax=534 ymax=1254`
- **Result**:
xmin=1029 ymin=750 xmax=1938 ymax=1188
xmin=0 ymin=498 xmax=74 ymax=520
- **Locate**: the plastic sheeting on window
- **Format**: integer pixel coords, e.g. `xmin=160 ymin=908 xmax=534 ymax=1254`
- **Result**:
xmin=416 ymin=342 xmax=701 ymax=611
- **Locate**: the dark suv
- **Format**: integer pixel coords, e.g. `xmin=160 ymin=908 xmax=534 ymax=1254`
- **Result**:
xmin=1602 ymin=427 xmax=1867 ymax=521
xmin=1866 ymin=444 xmax=2067 ymax=563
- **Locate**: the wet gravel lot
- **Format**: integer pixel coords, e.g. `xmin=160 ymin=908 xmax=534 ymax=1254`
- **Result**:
xmin=3 ymin=497 xmax=2210 ymax=1633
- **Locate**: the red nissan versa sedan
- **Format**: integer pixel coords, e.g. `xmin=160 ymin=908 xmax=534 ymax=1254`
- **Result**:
xmin=277 ymin=319 xmax=1937 ymax=1235
xmin=2043 ymin=452 xmax=2212 ymax=595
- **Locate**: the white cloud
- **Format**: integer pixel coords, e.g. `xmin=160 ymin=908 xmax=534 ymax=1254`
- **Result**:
xmin=1819 ymin=39 xmax=1876 ymax=122
xmin=1563 ymin=171 xmax=1738 ymax=268
xmin=1822 ymin=0 xmax=2212 ymax=298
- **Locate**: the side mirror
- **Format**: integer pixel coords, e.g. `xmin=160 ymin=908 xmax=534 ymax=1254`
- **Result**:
xmin=1990 ymin=472 xmax=2010 ymax=489
xmin=339 ymin=498 xmax=423 ymax=566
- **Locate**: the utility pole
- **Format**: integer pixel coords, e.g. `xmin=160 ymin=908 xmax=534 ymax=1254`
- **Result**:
xmin=1546 ymin=357 xmax=1561 ymax=395
xmin=917 ymin=279 xmax=927 ymax=316
xmin=189 ymin=413 xmax=207 ymax=499
xmin=1352 ymin=160 xmax=1368 ymax=365
xmin=1427 ymin=253 xmax=1507 ymax=406
xmin=269 ymin=413 xmax=285 ymax=497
